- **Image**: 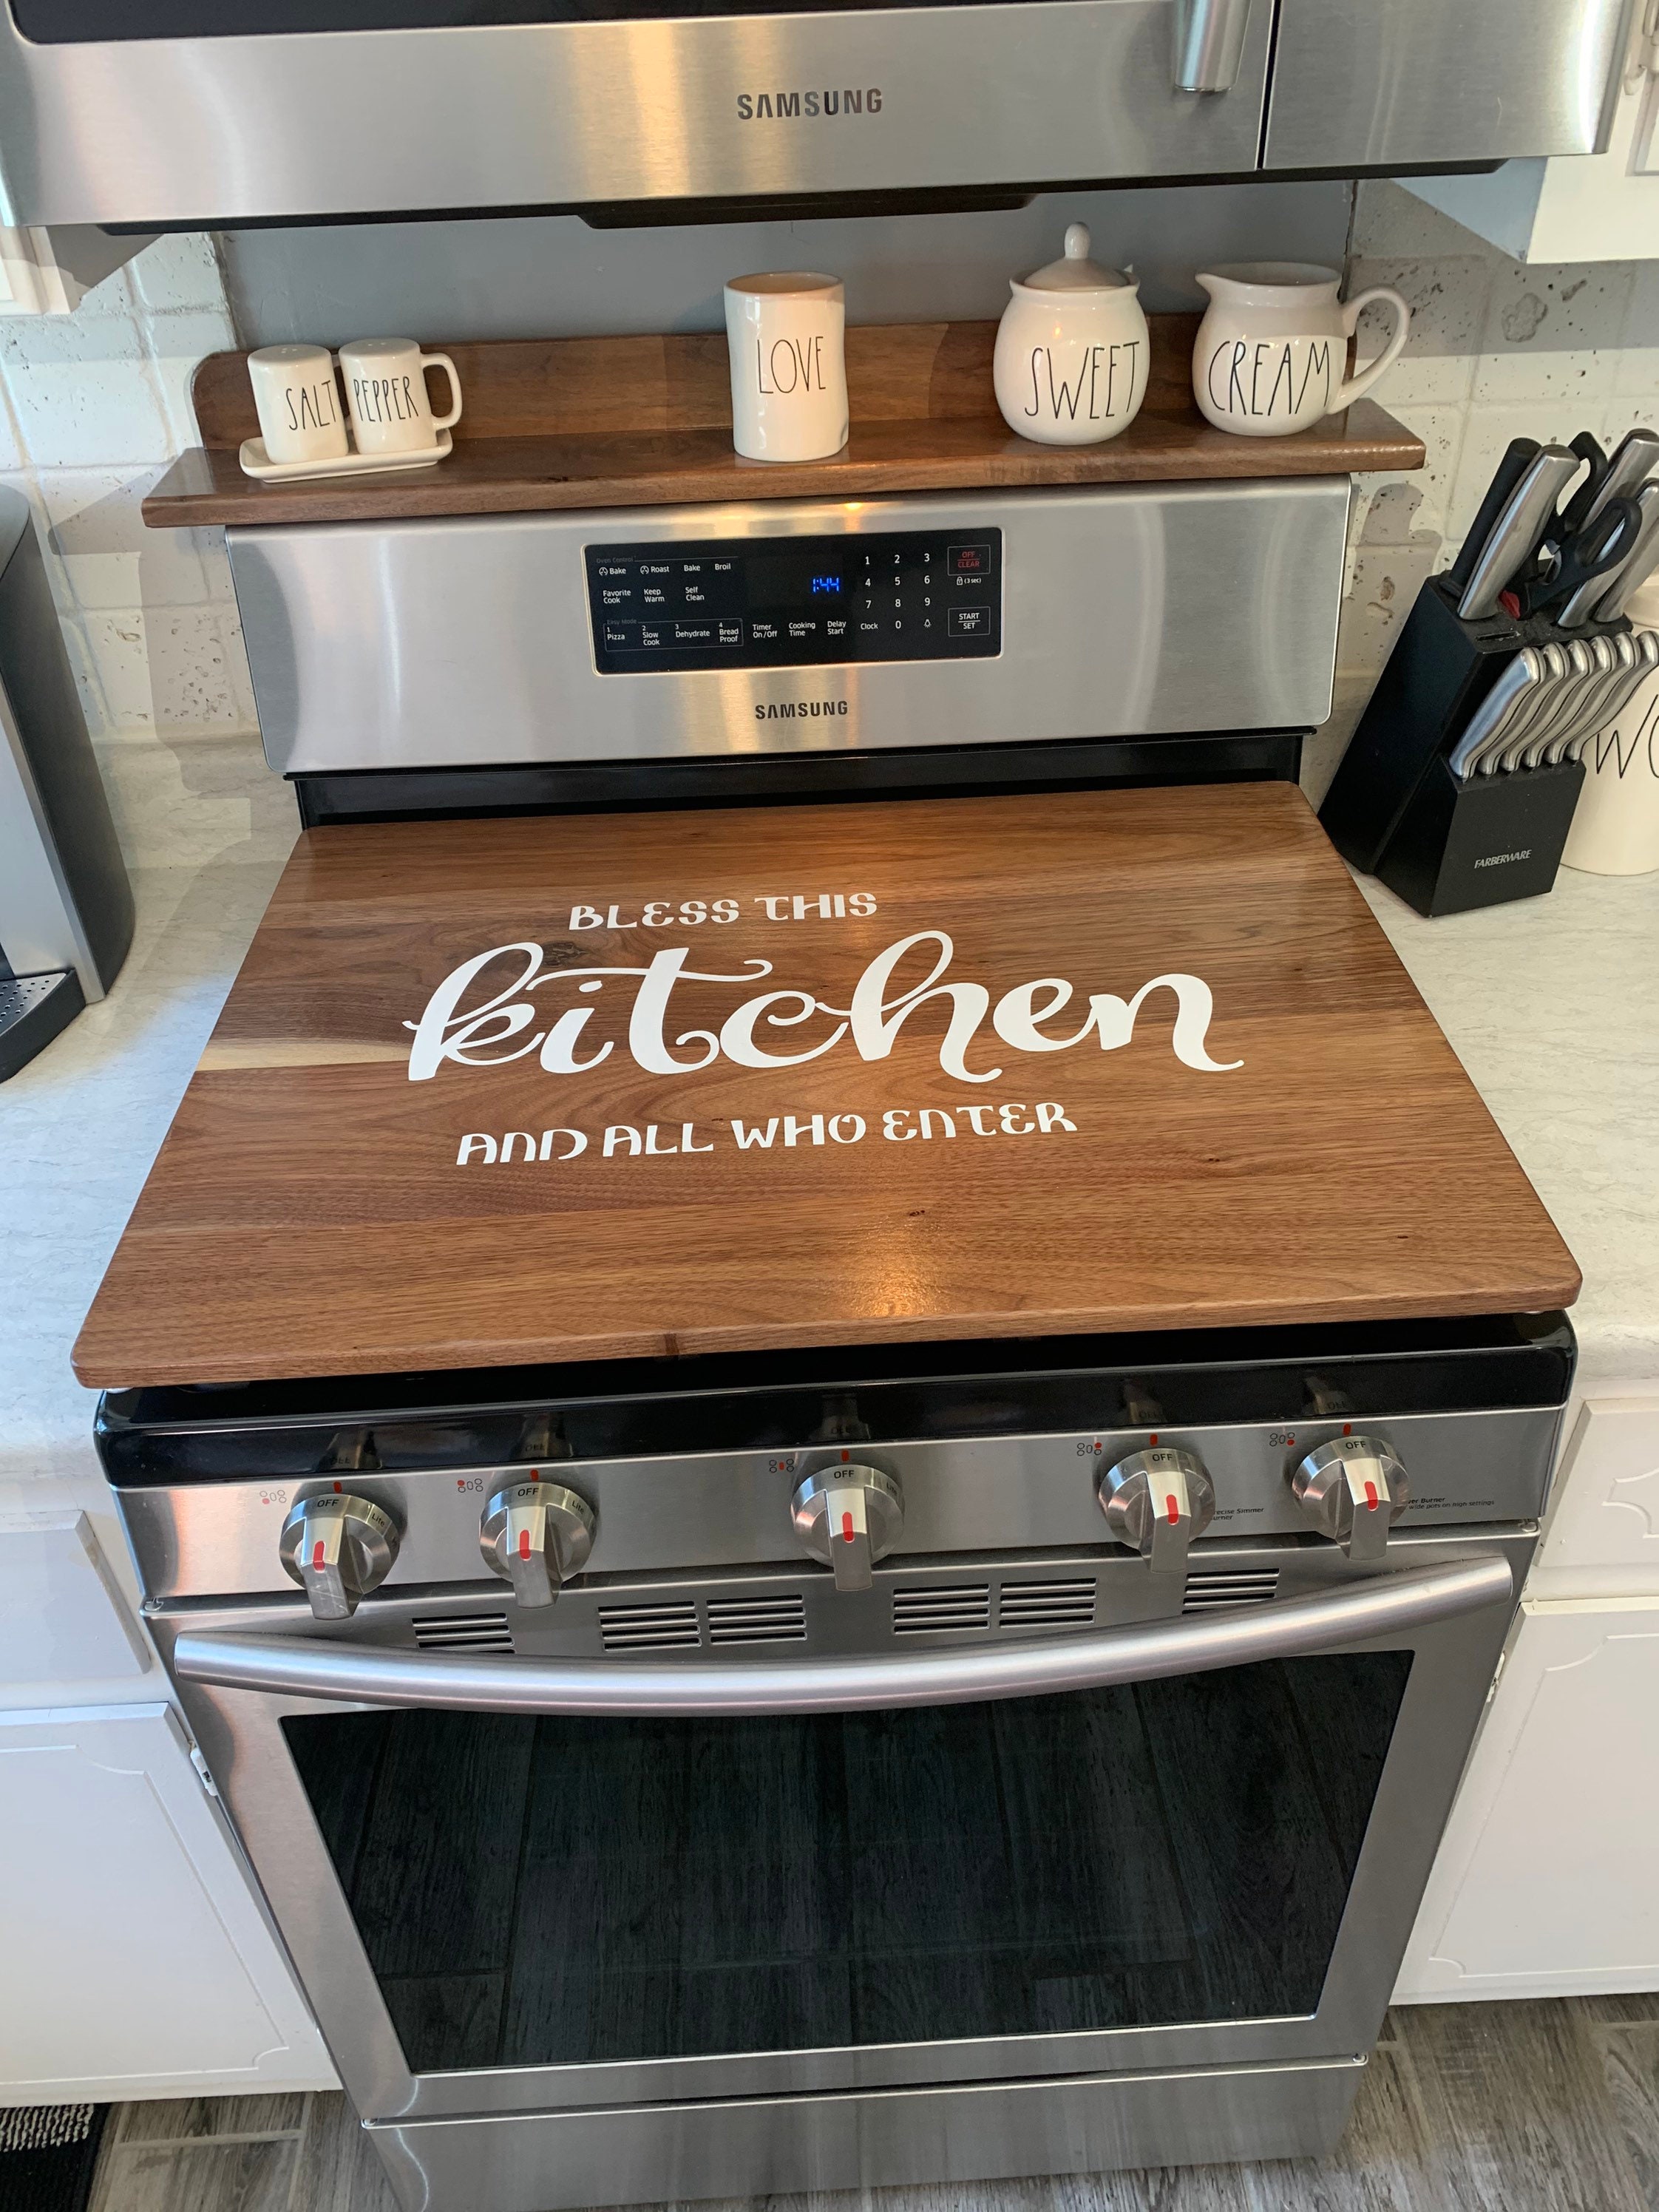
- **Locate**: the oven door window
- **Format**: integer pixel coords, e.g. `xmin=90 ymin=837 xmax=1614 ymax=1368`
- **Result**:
xmin=283 ymin=1652 xmax=1412 ymax=2073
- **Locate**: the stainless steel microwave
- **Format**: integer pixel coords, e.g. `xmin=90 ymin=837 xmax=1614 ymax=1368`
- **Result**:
xmin=0 ymin=0 xmax=1633 ymax=228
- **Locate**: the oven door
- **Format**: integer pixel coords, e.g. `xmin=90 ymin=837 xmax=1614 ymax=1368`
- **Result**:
xmin=0 ymin=0 xmax=1272 ymax=228
xmin=162 ymin=1530 xmax=1525 ymax=2128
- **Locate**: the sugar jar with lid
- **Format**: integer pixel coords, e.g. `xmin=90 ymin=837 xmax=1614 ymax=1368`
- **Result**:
xmin=993 ymin=223 xmax=1150 ymax=447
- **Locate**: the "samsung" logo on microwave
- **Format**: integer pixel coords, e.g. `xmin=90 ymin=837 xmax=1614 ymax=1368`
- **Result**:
xmin=737 ymin=88 xmax=884 ymax=120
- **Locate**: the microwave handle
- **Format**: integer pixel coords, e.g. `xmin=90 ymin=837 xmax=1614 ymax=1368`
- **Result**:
xmin=1173 ymin=0 xmax=1254 ymax=92
xmin=174 ymin=1555 xmax=1510 ymax=1718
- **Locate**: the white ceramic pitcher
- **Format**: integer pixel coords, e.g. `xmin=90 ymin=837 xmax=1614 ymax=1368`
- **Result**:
xmin=1192 ymin=263 xmax=1410 ymax=438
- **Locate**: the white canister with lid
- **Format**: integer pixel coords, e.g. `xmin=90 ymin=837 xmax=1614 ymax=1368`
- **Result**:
xmin=1561 ymin=574 xmax=1659 ymax=875
xmin=993 ymin=223 xmax=1150 ymax=447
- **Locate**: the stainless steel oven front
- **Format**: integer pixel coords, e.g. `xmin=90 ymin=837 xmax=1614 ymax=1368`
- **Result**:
xmin=106 ymin=1322 xmax=1569 ymax=2211
xmin=0 ymin=0 xmax=1629 ymax=227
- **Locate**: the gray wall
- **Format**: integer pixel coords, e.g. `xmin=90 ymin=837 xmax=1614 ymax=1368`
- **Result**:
xmin=220 ymin=179 xmax=1352 ymax=345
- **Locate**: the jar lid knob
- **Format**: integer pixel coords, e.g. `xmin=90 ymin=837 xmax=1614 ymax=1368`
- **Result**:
xmin=1064 ymin=222 xmax=1090 ymax=260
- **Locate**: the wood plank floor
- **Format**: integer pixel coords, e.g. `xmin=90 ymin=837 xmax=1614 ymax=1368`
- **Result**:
xmin=86 ymin=1999 xmax=1659 ymax=2212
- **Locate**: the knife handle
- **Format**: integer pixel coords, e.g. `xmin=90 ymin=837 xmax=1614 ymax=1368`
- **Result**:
xmin=1456 ymin=448 xmax=1583 ymax=622
xmin=1558 ymin=431 xmax=1609 ymax=538
xmin=1445 ymin=438 xmax=1540 ymax=600
xmin=1580 ymin=428 xmax=1659 ymax=532
xmin=1592 ymin=481 xmax=1659 ymax=621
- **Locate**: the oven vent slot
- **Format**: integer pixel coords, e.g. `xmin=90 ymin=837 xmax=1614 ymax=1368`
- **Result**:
xmin=892 ymin=1584 xmax=992 ymax=1635
xmin=599 ymin=1600 xmax=702 ymax=1651
xmin=997 ymin=1578 xmax=1097 ymax=1630
xmin=706 ymin=1594 xmax=807 ymax=1646
xmin=1182 ymin=1569 xmax=1280 ymax=1613
xmin=413 ymin=1612 xmax=515 ymax=1652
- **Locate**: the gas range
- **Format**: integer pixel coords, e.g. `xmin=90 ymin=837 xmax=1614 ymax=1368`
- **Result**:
xmin=83 ymin=484 xmax=1580 ymax=2211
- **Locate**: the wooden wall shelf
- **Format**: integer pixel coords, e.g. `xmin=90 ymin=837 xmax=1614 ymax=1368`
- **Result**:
xmin=143 ymin=317 xmax=1424 ymax=531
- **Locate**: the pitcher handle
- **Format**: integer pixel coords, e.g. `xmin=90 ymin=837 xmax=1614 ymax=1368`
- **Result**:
xmin=1334 ymin=287 xmax=1411 ymax=412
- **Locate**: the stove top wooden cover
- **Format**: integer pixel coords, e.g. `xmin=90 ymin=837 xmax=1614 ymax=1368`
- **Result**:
xmin=73 ymin=784 xmax=1579 ymax=1387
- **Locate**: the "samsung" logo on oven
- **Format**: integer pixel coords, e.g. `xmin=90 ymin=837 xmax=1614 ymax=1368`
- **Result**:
xmin=755 ymin=700 xmax=850 ymax=720
xmin=736 ymin=88 xmax=883 ymax=120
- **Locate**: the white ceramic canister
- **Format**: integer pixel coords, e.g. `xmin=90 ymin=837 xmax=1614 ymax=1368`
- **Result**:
xmin=724 ymin=272 xmax=848 ymax=463
xmin=1561 ymin=575 xmax=1659 ymax=875
xmin=993 ymin=223 xmax=1150 ymax=447
xmin=245 ymin=343 xmax=349 ymax=466
xmin=1191 ymin=263 xmax=1410 ymax=438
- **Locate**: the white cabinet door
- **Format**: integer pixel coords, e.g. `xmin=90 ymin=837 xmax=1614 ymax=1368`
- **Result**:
xmin=0 ymin=1703 xmax=335 ymax=2104
xmin=0 ymin=1513 xmax=149 ymax=1686
xmin=1530 ymin=1397 xmax=1659 ymax=1598
xmin=1395 ymin=1598 xmax=1659 ymax=2002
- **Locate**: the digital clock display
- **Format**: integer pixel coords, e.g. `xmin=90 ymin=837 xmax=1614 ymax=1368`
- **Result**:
xmin=747 ymin=552 xmax=844 ymax=609
xmin=586 ymin=528 xmax=1000 ymax=672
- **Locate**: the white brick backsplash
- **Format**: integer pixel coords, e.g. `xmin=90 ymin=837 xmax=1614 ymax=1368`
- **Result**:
xmin=36 ymin=468 xmax=209 ymax=612
xmin=81 ymin=608 xmax=155 ymax=729
xmin=219 ymin=601 xmax=259 ymax=730
xmin=144 ymin=604 xmax=248 ymax=732
xmin=1351 ymin=402 xmax=1464 ymax=549
xmin=129 ymin=234 xmax=228 ymax=318
xmin=1331 ymin=183 xmax=1659 ymax=713
xmin=1472 ymin=261 xmax=1635 ymax=406
xmin=1348 ymin=256 xmax=1488 ymax=407
xmin=0 ymin=233 xmax=254 ymax=750
xmin=0 ymin=357 xmax=172 ymax=470
xmin=147 ymin=307 xmax=238 ymax=452
xmin=1337 ymin=541 xmax=1439 ymax=677
xmin=1615 ymin=260 xmax=1659 ymax=396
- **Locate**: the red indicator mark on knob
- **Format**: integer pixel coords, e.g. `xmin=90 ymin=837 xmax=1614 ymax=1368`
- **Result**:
xmin=311 ymin=1539 xmax=325 ymax=1571
xmin=1165 ymin=1494 xmax=1180 ymax=1524
xmin=518 ymin=1529 xmax=532 ymax=1558
xmin=1364 ymin=1480 xmax=1380 ymax=1511
xmin=841 ymin=1512 xmax=855 ymax=1544
xmin=1343 ymin=1423 xmax=1353 ymax=1437
xmin=1149 ymin=1434 xmax=1158 ymax=1447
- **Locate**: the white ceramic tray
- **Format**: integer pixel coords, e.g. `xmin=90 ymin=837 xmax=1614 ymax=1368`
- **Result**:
xmin=239 ymin=430 xmax=453 ymax=484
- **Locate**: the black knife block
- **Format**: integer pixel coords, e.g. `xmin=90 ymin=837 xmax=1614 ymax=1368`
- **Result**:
xmin=1374 ymin=753 xmax=1585 ymax=917
xmin=1319 ymin=572 xmax=1626 ymax=917
xmin=1319 ymin=578 xmax=1524 ymax=874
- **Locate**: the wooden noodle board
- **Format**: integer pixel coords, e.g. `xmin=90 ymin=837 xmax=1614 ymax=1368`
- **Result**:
xmin=73 ymin=785 xmax=1578 ymax=1388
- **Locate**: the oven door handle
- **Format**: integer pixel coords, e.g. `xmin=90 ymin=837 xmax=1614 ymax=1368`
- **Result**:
xmin=173 ymin=1555 xmax=1512 ymax=1717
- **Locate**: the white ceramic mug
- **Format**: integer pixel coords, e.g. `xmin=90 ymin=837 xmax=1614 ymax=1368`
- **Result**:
xmin=339 ymin=338 xmax=463 ymax=455
xmin=1191 ymin=263 xmax=1411 ymax=438
xmin=724 ymin=274 xmax=848 ymax=464
xmin=247 ymin=343 xmax=349 ymax=466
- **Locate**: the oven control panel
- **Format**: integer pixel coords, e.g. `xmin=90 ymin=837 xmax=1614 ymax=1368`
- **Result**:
xmin=585 ymin=529 xmax=1002 ymax=672
xmin=119 ymin=1405 xmax=1561 ymax=1604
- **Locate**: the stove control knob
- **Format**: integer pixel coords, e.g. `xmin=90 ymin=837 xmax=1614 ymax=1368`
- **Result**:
xmin=279 ymin=1494 xmax=399 ymax=1621
xmin=1098 ymin=1447 xmax=1215 ymax=1573
xmin=480 ymin=1479 xmax=596 ymax=1609
xmin=1291 ymin=1436 xmax=1409 ymax=1562
xmin=791 ymin=1465 xmax=903 ymax=1592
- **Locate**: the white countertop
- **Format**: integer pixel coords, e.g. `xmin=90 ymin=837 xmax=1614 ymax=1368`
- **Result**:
xmin=4 ymin=752 xmax=1658 ymax=1504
